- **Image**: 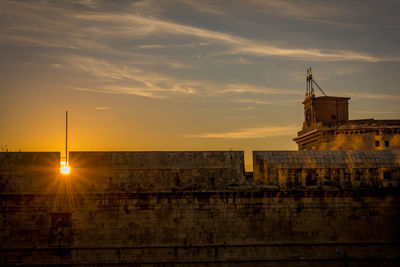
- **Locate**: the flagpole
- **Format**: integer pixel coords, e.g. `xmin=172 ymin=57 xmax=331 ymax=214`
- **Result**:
xmin=65 ymin=109 xmax=68 ymax=164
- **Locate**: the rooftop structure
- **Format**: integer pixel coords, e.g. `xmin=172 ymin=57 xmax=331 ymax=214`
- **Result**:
xmin=293 ymin=69 xmax=400 ymax=150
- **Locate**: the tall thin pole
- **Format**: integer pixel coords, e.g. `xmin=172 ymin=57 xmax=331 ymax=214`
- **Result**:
xmin=65 ymin=109 xmax=68 ymax=164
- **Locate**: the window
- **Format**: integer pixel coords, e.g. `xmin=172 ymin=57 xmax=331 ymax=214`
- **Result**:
xmin=306 ymin=170 xmax=317 ymax=186
xmin=385 ymin=140 xmax=390 ymax=147
xmin=384 ymin=171 xmax=392 ymax=180
xmin=375 ymin=140 xmax=380 ymax=147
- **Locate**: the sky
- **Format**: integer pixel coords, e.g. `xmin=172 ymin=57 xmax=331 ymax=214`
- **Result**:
xmin=0 ymin=0 xmax=399 ymax=170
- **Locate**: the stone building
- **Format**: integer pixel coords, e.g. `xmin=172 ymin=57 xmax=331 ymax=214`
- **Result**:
xmin=293 ymin=70 xmax=400 ymax=150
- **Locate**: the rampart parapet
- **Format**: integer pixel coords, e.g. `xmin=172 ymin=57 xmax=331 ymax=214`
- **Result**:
xmin=2 ymin=150 xmax=400 ymax=193
xmin=0 ymin=152 xmax=60 ymax=193
xmin=69 ymin=151 xmax=245 ymax=192
xmin=0 ymin=152 xmax=59 ymax=170
xmin=254 ymin=150 xmax=400 ymax=188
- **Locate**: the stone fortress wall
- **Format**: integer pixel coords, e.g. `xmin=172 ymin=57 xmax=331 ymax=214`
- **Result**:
xmin=69 ymin=151 xmax=244 ymax=192
xmin=253 ymin=150 xmax=400 ymax=188
xmin=0 ymin=151 xmax=399 ymax=266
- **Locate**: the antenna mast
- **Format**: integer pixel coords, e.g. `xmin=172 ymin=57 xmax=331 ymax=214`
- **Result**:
xmin=306 ymin=68 xmax=327 ymax=97
xmin=65 ymin=108 xmax=68 ymax=164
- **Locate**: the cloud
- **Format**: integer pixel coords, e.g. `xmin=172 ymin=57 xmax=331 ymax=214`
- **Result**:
xmin=135 ymin=44 xmax=167 ymax=49
xmin=183 ymin=125 xmax=299 ymax=139
xmin=343 ymin=92 xmax=400 ymax=101
xmin=95 ymin=107 xmax=110 ymax=110
xmin=242 ymin=0 xmax=400 ymax=29
xmin=70 ymin=86 xmax=166 ymax=99
xmin=235 ymin=106 xmax=260 ymax=111
xmin=180 ymin=0 xmax=223 ymax=15
xmin=52 ymin=63 xmax=66 ymax=69
xmin=233 ymin=98 xmax=301 ymax=106
xmin=135 ymin=42 xmax=211 ymax=50
xmin=1 ymin=1 xmax=397 ymax=63
xmin=62 ymin=56 xmax=199 ymax=98
xmin=238 ymin=57 xmax=251 ymax=64
xmin=247 ymin=0 xmax=345 ymax=20
xmin=83 ymin=13 xmax=390 ymax=62
xmin=233 ymin=99 xmax=276 ymax=105
xmin=73 ymin=12 xmax=400 ymax=62
xmin=59 ymin=55 xmax=303 ymax=99
xmin=2 ymin=0 xmax=399 ymax=103
xmin=220 ymin=84 xmax=302 ymax=95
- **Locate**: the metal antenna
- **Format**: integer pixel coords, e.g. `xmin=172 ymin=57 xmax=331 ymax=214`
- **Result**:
xmin=311 ymin=78 xmax=327 ymax=96
xmin=306 ymin=68 xmax=314 ymax=97
xmin=65 ymin=108 xmax=68 ymax=164
xmin=305 ymin=68 xmax=327 ymax=97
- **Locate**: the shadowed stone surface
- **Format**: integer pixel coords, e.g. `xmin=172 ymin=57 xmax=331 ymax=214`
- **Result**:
xmin=0 ymin=152 xmax=60 ymax=194
xmin=69 ymin=151 xmax=245 ymax=192
xmin=0 ymin=151 xmax=399 ymax=266
xmin=253 ymin=150 xmax=400 ymax=188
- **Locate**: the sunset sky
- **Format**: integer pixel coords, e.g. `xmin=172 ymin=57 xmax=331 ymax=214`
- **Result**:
xmin=1 ymin=0 xmax=399 ymax=169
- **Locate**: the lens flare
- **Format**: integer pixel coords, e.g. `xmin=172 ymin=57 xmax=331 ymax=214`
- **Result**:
xmin=60 ymin=165 xmax=70 ymax=175
xmin=60 ymin=161 xmax=70 ymax=175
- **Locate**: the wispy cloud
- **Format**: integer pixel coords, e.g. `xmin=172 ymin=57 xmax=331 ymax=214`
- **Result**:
xmin=234 ymin=106 xmax=260 ymax=111
xmin=135 ymin=44 xmax=167 ymax=49
xmin=233 ymin=99 xmax=275 ymax=105
xmin=52 ymin=63 xmax=66 ymax=69
xmin=134 ymin=41 xmax=211 ymax=50
xmin=344 ymin=92 xmax=400 ymax=101
xmin=243 ymin=0 xmax=400 ymax=29
xmin=220 ymin=84 xmax=302 ymax=95
xmin=183 ymin=125 xmax=299 ymax=139
xmin=69 ymin=85 xmax=166 ymax=99
xmin=75 ymin=12 xmax=393 ymax=62
xmin=95 ymin=107 xmax=110 ymax=110
xmin=1 ymin=1 xmax=397 ymax=63
xmin=180 ymin=0 xmax=223 ymax=15
xmin=63 ymin=56 xmax=199 ymax=98
xmin=233 ymin=98 xmax=300 ymax=106
xmin=247 ymin=0 xmax=345 ymax=20
xmin=60 ymin=55 xmax=302 ymax=99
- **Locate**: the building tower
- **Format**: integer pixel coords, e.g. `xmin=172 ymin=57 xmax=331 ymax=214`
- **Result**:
xmin=293 ymin=69 xmax=400 ymax=150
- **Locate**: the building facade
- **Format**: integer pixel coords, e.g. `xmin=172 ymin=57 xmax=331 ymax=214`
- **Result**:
xmin=293 ymin=74 xmax=400 ymax=150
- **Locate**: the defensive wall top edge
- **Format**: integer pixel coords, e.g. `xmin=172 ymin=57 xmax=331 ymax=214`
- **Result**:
xmin=253 ymin=150 xmax=400 ymax=168
xmin=2 ymin=150 xmax=400 ymax=170
xmin=68 ymin=151 xmax=244 ymax=170
xmin=0 ymin=152 xmax=60 ymax=169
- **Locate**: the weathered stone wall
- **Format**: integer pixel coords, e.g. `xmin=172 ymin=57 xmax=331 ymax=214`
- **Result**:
xmin=0 ymin=152 xmax=60 ymax=193
xmin=1 ymin=151 xmax=399 ymax=266
xmin=1 ymin=190 xmax=399 ymax=266
xmin=318 ymin=130 xmax=400 ymax=150
xmin=253 ymin=150 xmax=400 ymax=188
xmin=69 ymin=151 xmax=245 ymax=192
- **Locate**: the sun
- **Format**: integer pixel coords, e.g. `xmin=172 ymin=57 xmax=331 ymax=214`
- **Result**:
xmin=60 ymin=161 xmax=71 ymax=175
